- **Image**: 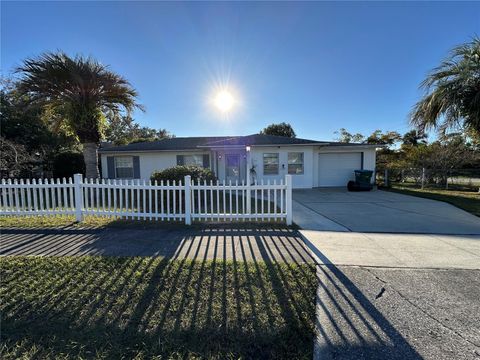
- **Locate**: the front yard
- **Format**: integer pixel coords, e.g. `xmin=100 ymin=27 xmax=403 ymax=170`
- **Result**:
xmin=0 ymin=256 xmax=317 ymax=359
xmin=386 ymin=183 xmax=480 ymax=217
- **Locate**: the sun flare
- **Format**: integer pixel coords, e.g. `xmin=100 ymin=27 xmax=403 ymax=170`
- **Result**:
xmin=214 ymin=90 xmax=235 ymax=112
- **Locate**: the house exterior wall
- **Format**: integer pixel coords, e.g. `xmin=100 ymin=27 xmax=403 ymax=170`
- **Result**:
xmin=100 ymin=151 xmax=211 ymax=180
xmin=100 ymin=145 xmax=377 ymax=187
xmin=249 ymin=146 xmax=315 ymax=188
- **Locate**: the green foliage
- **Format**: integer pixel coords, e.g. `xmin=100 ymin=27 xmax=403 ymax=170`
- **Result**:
xmin=334 ymin=128 xmax=365 ymax=143
xmin=333 ymin=128 xmax=479 ymax=172
xmin=52 ymin=152 xmax=85 ymax=178
xmin=1 ymin=80 xmax=79 ymax=177
xmin=15 ymin=51 xmax=143 ymax=177
xmin=151 ymin=165 xmax=216 ymax=183
xmin=365 ymin=130 xmax=401 ymax=146
xmin=260 ymin=122 xmax=296 ymax=138
xmin=16 ymin=52 xmax=142 ymax=144
xmin=104 ymin=113 xmax=174 ymax=145
xmin=401 ymin=130 xmax=428 ymax=147
xmin=0 ymin=81 xmax=75 ymax=153
xmin=411 ymin=36 xmax=480 ymax=134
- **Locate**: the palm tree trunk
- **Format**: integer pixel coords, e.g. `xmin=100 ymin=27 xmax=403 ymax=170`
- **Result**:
xmin=82 ymin=142 xmax=99 ymax=179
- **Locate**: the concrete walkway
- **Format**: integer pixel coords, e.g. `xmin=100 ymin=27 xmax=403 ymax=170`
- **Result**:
xmin=0 ymin=226 xmax=313 ymax=263
xmin=293 ymin=188 xmax=480 ymax=234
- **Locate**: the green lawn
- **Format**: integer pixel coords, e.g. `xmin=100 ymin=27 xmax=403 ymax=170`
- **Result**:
xmin=0 ymin=214 xmax=185 ymax=229
xmin=0 ymin=257 xmax=317 ymax=359
xmin=385 ymin=183 xmax=480 ymax=217
xmin=0 ymin=215 xmax=293 ymax=230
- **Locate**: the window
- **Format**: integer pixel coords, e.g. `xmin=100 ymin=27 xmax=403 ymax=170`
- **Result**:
xmin=263 ymin=153 xmax=279 ymax=175
xmin=288 ymin=152 xmax=304 ymax=175
xmin=178 ymin=154 xmax=205 ymax=167
xmin=115 ymin=156 xmax=134 ymax=178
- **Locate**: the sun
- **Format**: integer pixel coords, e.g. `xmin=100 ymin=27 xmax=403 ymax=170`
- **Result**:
xmin=214 ymin=90 xmax=234 ymax=112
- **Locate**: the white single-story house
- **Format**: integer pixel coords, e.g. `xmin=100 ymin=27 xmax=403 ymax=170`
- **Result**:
xmin=99 ymin=134 xmax=377 ymax=188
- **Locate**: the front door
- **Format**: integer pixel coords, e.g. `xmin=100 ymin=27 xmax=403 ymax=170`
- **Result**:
xmin=225 ymin=154 xmax=240 ymax=183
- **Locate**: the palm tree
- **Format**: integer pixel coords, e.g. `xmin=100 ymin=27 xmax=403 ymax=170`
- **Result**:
xmin=411 ymin=37 xmax=480 ymax=135
xmin=16 ymin=52 xmax=142 ymax=178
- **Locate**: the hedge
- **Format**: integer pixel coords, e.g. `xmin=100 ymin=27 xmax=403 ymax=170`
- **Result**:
xmin=150 ymin=165 xmax=216 ymax=183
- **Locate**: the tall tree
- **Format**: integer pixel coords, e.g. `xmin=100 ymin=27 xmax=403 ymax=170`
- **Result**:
xmin=365 ymin=130 xmax=401 ymax=146
xmin=103 ymin=113 xmax=173 ymax=145
xmin=334 ymin=128 xmax=365 ymax=143
xmin=260 ymin=122 xmax=296 ymax=138
xmin=411 ymin=37 xmax=480 ymax=134
xmin=402 ymin=130 xmax=428 ymax=147
xmin=16 ymin=52 xmax=142 ymax=178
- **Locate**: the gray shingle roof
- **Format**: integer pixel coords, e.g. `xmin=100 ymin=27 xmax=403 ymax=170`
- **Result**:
xmin=99 ymin=134 xmax=372 ymax=153
xmin=201 ymin=134 xmax=328 ymax=147
xmin=99 ymin=137 xmax=232 ymax=152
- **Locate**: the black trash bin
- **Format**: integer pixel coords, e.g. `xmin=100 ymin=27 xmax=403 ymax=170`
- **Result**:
xmin=347 ymin=170 xmax=373 ymax=191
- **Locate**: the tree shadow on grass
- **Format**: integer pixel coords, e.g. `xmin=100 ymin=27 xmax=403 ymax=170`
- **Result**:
xmin=1 ymin=225 xmax=420 ymax=359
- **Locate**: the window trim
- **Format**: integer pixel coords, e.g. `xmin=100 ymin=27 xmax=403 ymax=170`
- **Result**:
xmin=287 ymin=152 xmax=304 ymax=175
xmin=114 ymin=156 xmax=134 ymax=179
xmin=263 ymin=152 xmax=279 ymax=175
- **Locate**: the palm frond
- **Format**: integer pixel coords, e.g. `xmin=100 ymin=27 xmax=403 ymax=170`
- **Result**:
xmin=16 ymin=51 xmax=143 ymax=143
xmin=411 ymin=36 xmax=480 ymax=134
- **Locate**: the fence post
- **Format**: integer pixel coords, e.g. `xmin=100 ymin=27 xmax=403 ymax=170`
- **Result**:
xmin=184 ymin=175 xmax=191 ymax=225
xmin=421 ymin=167 xmax=425 ymax=189
xmin=73 ymin=173 xmax=83 ymax=222
xmin=285 ymin=175 xmax=292 ymax=226
xmin=246 ymin=169 xmax=251 ymax=215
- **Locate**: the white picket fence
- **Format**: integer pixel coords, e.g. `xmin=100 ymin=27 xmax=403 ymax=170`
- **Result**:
xmin=0 ymin=174 xmax=293 ymax=225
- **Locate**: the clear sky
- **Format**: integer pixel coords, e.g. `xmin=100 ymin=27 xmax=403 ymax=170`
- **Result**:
xmin=1 ymin=1 xmax=479 ymax=140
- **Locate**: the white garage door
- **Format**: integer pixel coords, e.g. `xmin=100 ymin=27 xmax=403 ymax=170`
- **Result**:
xmin=318 ymin=152 xmax=362 ymax=186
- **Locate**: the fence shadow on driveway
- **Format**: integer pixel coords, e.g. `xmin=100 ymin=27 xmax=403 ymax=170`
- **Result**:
xmin=302 ymin=236 xmax=422 ymax=360
xmin=1 ymin=225 xmax=420 ymax=359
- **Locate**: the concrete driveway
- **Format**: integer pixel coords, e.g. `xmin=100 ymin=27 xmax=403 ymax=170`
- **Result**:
xmin=293 ymin=188 xmax=480 ymax=235
xmin=293 ymin=188 xmax=480 ymax=359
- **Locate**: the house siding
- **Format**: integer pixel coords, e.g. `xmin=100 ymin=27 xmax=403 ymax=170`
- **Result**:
xmin=100 ymin=145 xmax=377 ymax=187
xmin=100 ymin=151 xmax=211 ymax=180
xmin=249 ymin=146 xmax=315 ymax=188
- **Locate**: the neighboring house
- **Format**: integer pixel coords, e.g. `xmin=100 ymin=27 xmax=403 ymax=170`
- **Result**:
xmin=99 ymin=134 xmax=377 ymax=188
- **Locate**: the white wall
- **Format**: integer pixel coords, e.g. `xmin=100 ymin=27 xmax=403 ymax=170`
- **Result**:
xmin=100 ymin=146 xmax=377 ymax=187
xmin=249 ymin=146 xmax=315 ymax=188
xmin=362 ymin=148 xmax=376 ymax=173
xmin=100 ymin=151 xmax=211 ymax=180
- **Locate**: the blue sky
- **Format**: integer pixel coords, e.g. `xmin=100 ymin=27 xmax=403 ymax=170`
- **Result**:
xmin=1 ymin=1 xmax=479 ymax=140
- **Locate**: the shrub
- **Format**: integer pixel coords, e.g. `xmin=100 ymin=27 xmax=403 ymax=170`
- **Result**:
xmin=52 ymin=152 xmax=85 ymax=178
xmin=150 ymin=165 xmax=216 ymax=184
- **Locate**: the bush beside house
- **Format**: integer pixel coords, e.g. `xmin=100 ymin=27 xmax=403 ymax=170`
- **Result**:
xmin=151 ymin=165 xmax=216 ymax=183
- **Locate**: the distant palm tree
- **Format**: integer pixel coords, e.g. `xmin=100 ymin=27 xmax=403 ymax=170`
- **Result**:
xmin=16 ymin=52 xmax=142 ymax=178
xmin=411 ymin=37 xmax=480 ymax=135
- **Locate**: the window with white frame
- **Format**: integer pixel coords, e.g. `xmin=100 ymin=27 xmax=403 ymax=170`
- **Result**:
xmin=183 ymin=155 xmax=204 ymax=167
xmin=288 ymin=152 xmax=304 ymax=174
xmin=263 ymin=153 xmax=279 ymax=175
xmin=115 ymin=156 xmax=134 ymax=178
